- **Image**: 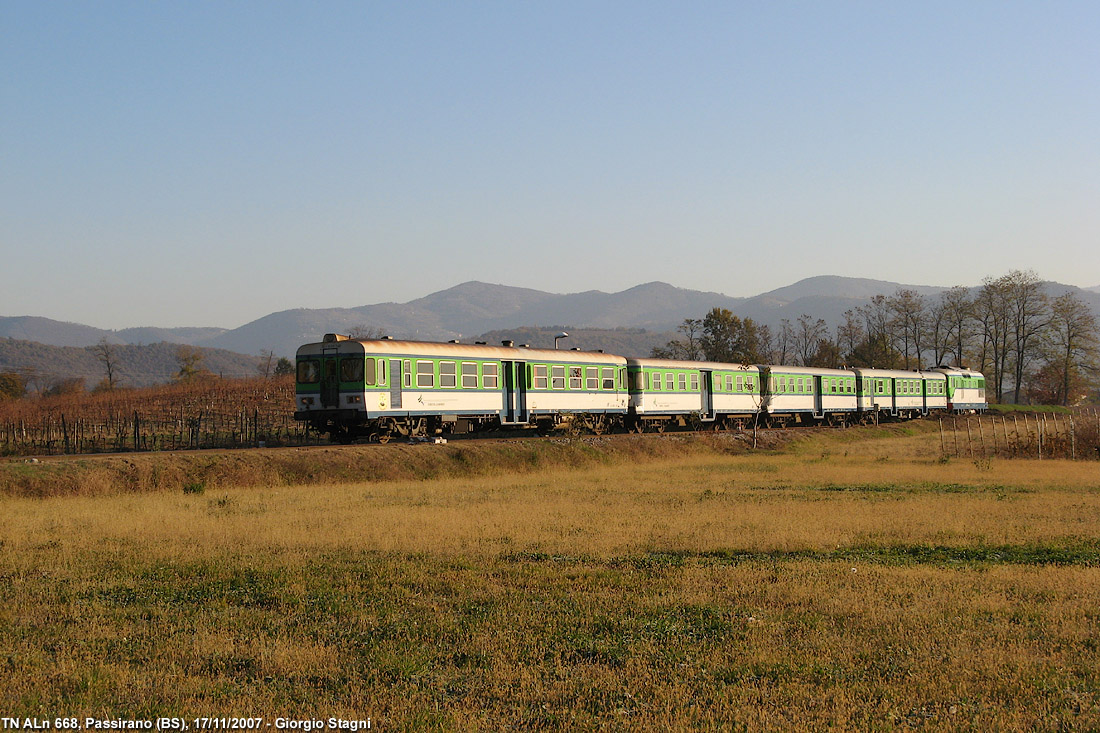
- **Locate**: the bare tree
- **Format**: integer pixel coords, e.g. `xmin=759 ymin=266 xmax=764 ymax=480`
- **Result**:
xmin=92 ymin=337 xmax=120 ymax=390
xmin=888 ymin=289 xmax=927 ymax=369
xmin=1004 ymin=270 xmax=1049 ymax=404
xmin=836 ymin=309 xmax=864 ymax=365
xmin=776 ymin=318 xmax=794 ymax=365
xmin=794 ymin=314 xmax=827 ymax=366
xmin=258 ymin=349 xmax=275 ymax=379
xmin=852 ymin=295 xmax=899 ymax=367
xmin=1042 ymin=291 xmax=1099 ymax=406
xmin=349 ymin=325 xmax=387 ymax=340
xmin=975 ymin=275 xmax=1012 ymax=402
xmin=652 ymin=318 xmax=704 ymax=360
xmin=939 ymin=286 xmax=973 ymax=367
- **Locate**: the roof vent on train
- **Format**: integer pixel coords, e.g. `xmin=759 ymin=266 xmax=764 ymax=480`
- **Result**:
xmin=380 ymin=336 xmax=393 ymax=340
xmin=323 ymin=333 xmax=351 ymax=343
xmin=571 ymin=347 xmax=582 ymax=351
xmin=448 ymin=339 xmax=460 ymax=344
xmin=475 ymin=341 xmax=487 ymax=345
xmin=502 ymin=340 xmax=514 ymax=347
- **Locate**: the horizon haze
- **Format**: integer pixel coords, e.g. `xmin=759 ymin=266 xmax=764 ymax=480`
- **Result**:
xmin=3 ymin=3 xmax=1098 ymax=329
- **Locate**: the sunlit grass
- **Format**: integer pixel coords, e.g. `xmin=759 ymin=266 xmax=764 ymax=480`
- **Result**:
xmin=2 ymin=427 xmax=1099 ymax=728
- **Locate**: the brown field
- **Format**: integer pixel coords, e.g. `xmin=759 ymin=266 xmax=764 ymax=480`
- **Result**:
xmin=1 ymin=425 xmax=1098 ymax=729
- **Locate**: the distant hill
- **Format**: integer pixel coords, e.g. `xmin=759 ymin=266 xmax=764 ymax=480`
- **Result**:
xmin=0 ymin=339 xmax=265 ymax=389
xmin=4 ymin=276 xmax=1099 ymax=361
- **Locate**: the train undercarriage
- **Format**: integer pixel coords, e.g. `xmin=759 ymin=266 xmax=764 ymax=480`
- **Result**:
xmin=300 ymin=407 xmax=950 ymax=444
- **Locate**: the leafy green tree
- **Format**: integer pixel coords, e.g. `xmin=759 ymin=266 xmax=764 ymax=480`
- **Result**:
xmin=274 ymin=357 xmax=295 ymax=376
xmin=699 ymin=308 xmax=760 ymax=363
xmin=0 ymin=372 xmax=25 ymax=401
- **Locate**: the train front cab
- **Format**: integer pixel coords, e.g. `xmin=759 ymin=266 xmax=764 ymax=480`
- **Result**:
xmin=931 ymin=367 xmax=987 ymax=413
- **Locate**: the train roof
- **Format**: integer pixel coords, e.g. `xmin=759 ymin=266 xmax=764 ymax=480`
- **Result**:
xmin=758 ymin=365 xmax=856 ymax=377
xmin=296 ymin=336 xmax=628 ymax=365
xmin=928 ymin=366 xmax=985 ymax=378
xmin=626 ymin=357 xmax=759 ymax=372
xmin=853 ymin=367 xmax=946 ymax=379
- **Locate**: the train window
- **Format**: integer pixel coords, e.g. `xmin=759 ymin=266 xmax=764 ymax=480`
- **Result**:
xmin=602 ymin=367 xmax=615 ymax=390
xmin=379 ymin=359 xmax=387 ymax=385
xmin=461 ymin=362 xmax=478 ymax=388
xmin=439 ymin=362 xmax=456 ymax=388
xmin=586 ymin=367 xmax=599 ymax=390
xmin=632 ymin=372 xmax=645 ymax=390
xmin=666 ymin=373 xmax=674 ymax=391
xmin=483 ymin=362 xmax=499 ymax=389
xmin=569 ymin=367 xmax=582 ymax=390
xmin=735 ymin=375 xmax=742 ymax=392
xmin=404 ymin=360 xmax=412 ymax=388
xmin=340 ymin=358 xmax=363 ymax=382
xmin=297 ymin=360 xmax=320 ymax=384
xmin=416 ymin=361 xmax=434 ymax=388
xmin=690 ymin=374 xmax=699 ymax=391
xmin=677 ymin=373 xmax=687 ymax=391
xmin=532 ymin=365 xmax=547 ymax=389
xmin=552 ymin=365 xmax=566 ymax=389
xmin=365 ymin=359 xmax=377 ymax=386
xmin=649 ymin=373 xmax=659 ymax=390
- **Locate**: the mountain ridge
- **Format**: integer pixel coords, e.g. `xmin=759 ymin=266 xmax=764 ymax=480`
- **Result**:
xmin=4 ymin=276 xmax=1098 ymax=359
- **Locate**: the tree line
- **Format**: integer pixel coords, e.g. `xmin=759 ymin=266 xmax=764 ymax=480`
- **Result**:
xmin=653 ymin=270 xmax=1099 ymax=406
xmin=0 ymin=341 xmax=294 ymax=401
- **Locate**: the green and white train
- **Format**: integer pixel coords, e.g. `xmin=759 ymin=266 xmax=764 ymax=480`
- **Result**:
xmin=295 ymin=334 xmax=987 ymax=442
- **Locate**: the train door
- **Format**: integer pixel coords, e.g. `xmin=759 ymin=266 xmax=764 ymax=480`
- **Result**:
xmin=502 ymin=360 xmax=528 ymax=424
xmin=389 ymin=359 xmax=402 ymax=409
xmin=813 ymin=376 xmax=824 ymax=418
xmin=320 ymin=347 xmax=340 ymax=408
xmin=700 ymin=370 xmax=714 ymax=421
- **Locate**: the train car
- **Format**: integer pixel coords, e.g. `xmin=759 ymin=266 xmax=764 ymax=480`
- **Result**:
xmin=922 ymin=370 xmax=949 ymax=413
xmin=853 ymin=368 xmax=950 ymax=418
xmin=295 ymin=334 xmax=627 ymax=442
xmin=760 ymin=366 xmax=858 ymax=425
xmin=626 ymin=358 xmax=761 ymax=431
xmin=930 ymin=367 xmax=987 ymax=413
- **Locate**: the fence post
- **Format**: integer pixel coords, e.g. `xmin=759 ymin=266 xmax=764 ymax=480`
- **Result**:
xmin=1070 ymin=413 xmax=1076 ymax=460
xmin=966 ymin=418 xmax=974 ymax=458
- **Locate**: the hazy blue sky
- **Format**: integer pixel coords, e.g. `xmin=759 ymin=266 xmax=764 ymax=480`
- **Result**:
xmin=3 ymin=1 xmax=1098 ymax=329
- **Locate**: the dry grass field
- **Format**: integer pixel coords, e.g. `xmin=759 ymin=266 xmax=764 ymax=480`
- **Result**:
xmin=2 ymin=425 xmax=1098 ymax=729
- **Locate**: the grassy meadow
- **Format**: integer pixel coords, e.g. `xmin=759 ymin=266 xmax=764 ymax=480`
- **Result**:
xmin=2 ymin=426 xmax=1099 ymax=729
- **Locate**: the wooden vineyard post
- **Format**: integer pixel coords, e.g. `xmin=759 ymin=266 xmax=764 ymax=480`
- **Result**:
xmin=978 ymin=417 xmax=987 ymax=456
xmin=1070 ymin=413 xmax=1076 ymax=460
xmin=966 ymin=418 xmax=974 ymax=458
xmin=953 ymin=418 xmax=960 ymax=457
xmin=939 ymin=419 xmax=945 ymax=457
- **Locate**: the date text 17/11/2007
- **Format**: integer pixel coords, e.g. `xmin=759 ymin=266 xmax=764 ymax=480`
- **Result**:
xmin=0 ymin=720 xmax=371 ymax=732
